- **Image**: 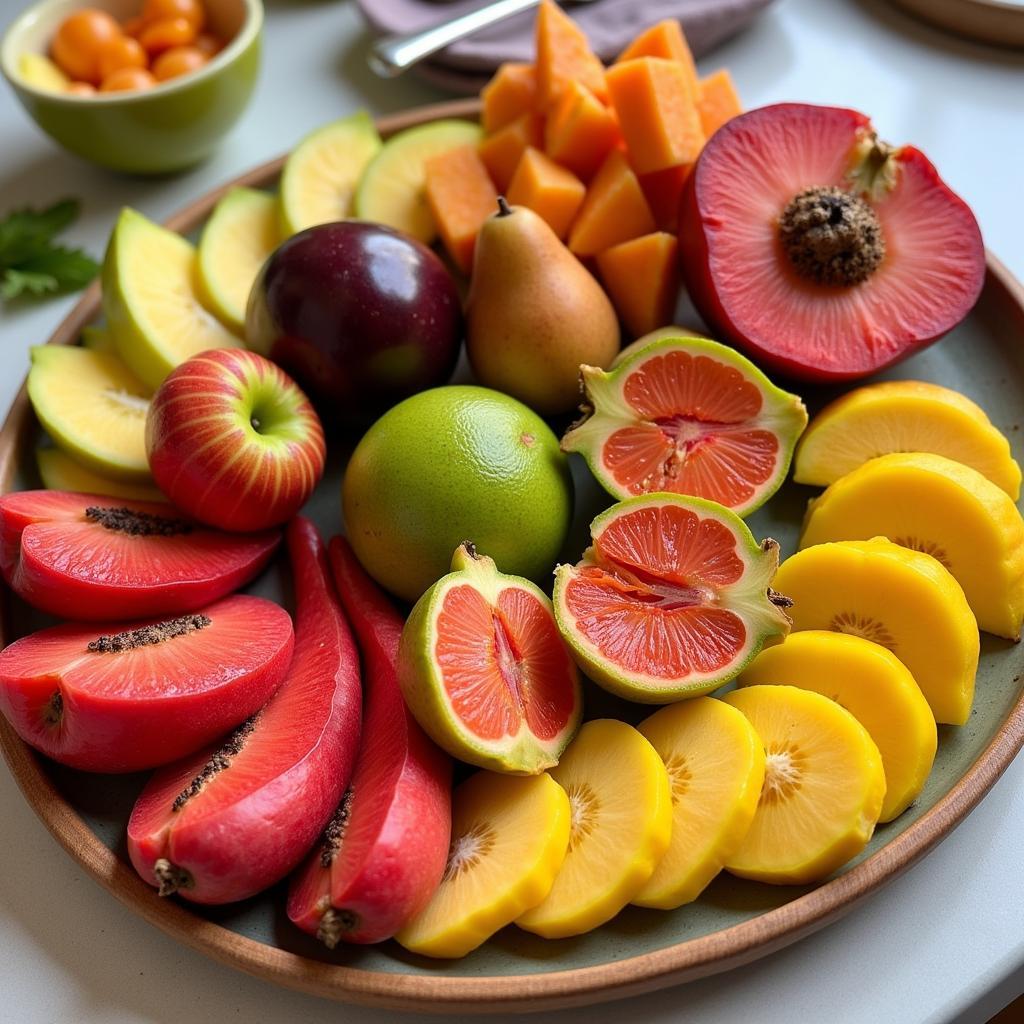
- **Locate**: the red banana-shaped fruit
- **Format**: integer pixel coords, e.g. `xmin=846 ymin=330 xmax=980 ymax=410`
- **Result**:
xmin=287 ymin=536 xmax=452 ymax=945
xmin=127 ymin=516 xmax=362 ymax=904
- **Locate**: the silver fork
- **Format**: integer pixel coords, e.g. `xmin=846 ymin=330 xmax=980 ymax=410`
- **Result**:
xmin=369 ymin=0 xmax=589 ymax=78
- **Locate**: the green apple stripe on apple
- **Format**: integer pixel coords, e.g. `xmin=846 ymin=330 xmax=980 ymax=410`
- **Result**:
xmin=145 ymin=349 xmax=326 ymax=533
xmin=102 ymin=208 xmax=242 ymax=391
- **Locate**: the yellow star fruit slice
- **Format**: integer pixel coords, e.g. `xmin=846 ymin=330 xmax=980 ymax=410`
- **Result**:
xmin=515 ymin=718 xmax=671 ymax=938
xmin=395 ymin=771 xmax=569 ymax=959
xmin=800 ymin=452 xmax=1024 ymax=640
xmin=739 ymin=631 xmax=937 ymax=822
xmin=772 ymin=539 xmax=979 ymax=726
xmin=633 ymin=697 xmax=765 ymax=909
xmin=723 ymin=685 xmax=886 ymax=885
xmin=794 ymin=380 xmax=1021 ymax=499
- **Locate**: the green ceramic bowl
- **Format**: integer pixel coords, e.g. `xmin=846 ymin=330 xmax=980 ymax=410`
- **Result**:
xmin=0 ymin=0 xmax=261 ymax=173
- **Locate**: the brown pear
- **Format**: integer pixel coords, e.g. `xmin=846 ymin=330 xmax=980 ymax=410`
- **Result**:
xmin=466 ymin=199 xmax=620 ymax=415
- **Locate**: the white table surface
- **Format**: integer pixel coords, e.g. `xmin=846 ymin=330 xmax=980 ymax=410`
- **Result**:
xmin=1 ymin=0 xmax=1023 ymax=1021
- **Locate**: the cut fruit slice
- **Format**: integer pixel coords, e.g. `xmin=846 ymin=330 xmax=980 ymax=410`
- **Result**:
xmin=534 ymin=0 xmax=608 ymax=109
xmin=594 ymin=231 xmax=681 ymax=339
xmin=127 ymin=517 xmax=362 ymax=904
xmin=481 ymin=62 xmax=537 ymax=134
xmin=568 ymin=149 xmax=657 ymax=257
xmin=18 ymin=52 xmax=70 ymax=91
xmin=680 ymin=104 xmax=986 ymax=381
xmin=506 ymin=147 xmax=585 ymax=241
xmin=424 ymin=145 xmax=498 ymax=274
xmin=723 ymin=685 xmax=886 ymax=885
xmin=478 ymin=113 xmax=544 ymax=193
xmin=0 ymin=594 xmax=293 ymax=773
xmin=279 ymin=111 xmax=382 ymax=237
xmin=696 ymin=69 xmax=742 ymax=139
xmin=739 ymin=630 xmax=936 ymax=822
xmin=287 ymin=537 xmax=452 ymax=946
xmin=102 ymin=208 xmax=242 ymax=390
xmin=773 ymin=539 xmax=979 ymax=725
xmin=616 ymin=19 xmax=699 ymax=98
xmin=639 ymin=163 xmax=693 ymax=233
xmin=398 ymin=543 xmax=582 ymax=774
xmin=800 ymin=452 xmax=1024 ymax=639
xmin=355 ymin=120 xmax=483 ymax=244
xmin=0 ymin=490 xmax=280 ymax=621
xmin=544 ymin=81 xmax=620 ymax=182
xmin=197 ymin=187 xmax=280 ymax=334
xmin=516 ymin=719 xmax=671 ymax=937
xmin=610 ymin=324 xmax=711 ymax=367
xmin=562 ymin=335 xmax=808 ymax=514
xmin=37 ymin=448 xmax=164 ymax=503
xmin=28 ymin=345 xmax=151 ymax=482
xmin=396 ymin=770 xmax=570 ymax=958
xmin=793 ymin=380 xmax=1021 ymax=499
xmin=553 ymin=494 xmax=793 ymax=703
xmin=633 ymin=698 xmax=764 ymax=909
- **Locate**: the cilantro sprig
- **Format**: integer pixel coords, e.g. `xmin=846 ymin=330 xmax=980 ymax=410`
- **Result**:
xmin=0 ymin=199 xmax=99 ymax=302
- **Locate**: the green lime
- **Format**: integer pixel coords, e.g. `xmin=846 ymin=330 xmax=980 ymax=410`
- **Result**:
xmin=342 ymin=385 xmax=574 ymax=602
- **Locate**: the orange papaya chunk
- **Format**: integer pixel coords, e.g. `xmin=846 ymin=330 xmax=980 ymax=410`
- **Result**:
xmin=425 ymin=145 xmax=499 ymax=274
xmin=639 ymin=163 xmax=693 ymax=232
xmin=595 ymin=231 xmax=681 ymax=338
xmin=606 ymin=57 xmax=704 ymax=174
xmin=482 ymin=63 xmax=537 ymax=134
xmin=616 ymin=18 xmax=699 ymax=98
xmin=568 ymin=149 xmax=656 ymax=257
xmin=697 ymin=68 xmax=742 ymax=139
xmin=507 ymin=147 xmax=586 ymax=240
xmin=544 ymin=81 xmax=621 ymax=181
xmin=535 ymin=0 xmax=607 ymax=110
xmin=478 ymin=113 xmax=544 ymax=192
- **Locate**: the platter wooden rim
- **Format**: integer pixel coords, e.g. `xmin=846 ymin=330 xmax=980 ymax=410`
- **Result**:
xmin=2 ymin=97 xmax=1024 ymax=1014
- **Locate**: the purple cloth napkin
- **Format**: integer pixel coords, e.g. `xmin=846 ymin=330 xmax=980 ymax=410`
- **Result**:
xmin=356 ymin=0 xmax=775 ymax=91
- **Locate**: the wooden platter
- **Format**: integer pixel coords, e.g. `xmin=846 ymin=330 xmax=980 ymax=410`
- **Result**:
xmin=2 ymin=99 xmax=1024 ymax=1014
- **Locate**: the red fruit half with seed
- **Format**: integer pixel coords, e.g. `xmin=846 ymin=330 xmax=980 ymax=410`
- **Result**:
xmin=127 ymin=517 xmax=362 ymax=904
xmin=562 ymin=334 xmax=807 ymax=516
xmin=397 ymin=542 xmax=583 ymax=775
xmin=0 ymin=490 xmax=280 ymax=621
xmin=679 ymin=103 xmax=985 ymax=381
xmin=0 ymin=595 xmax=293 ymax=772
xmin=288 ymin=536 xmax=452 ymax=946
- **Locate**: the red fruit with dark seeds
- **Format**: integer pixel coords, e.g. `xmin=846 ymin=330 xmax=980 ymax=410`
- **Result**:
xmin=679 ymin=103 xmax=985 ymax=381
xmin=0 ymin=490 xmax=280 ymax=621
xmin=126 ymin=517 xmax=362 ymax=904
xmin=287 ymin=536 xmax=452 ymax=946
xmin=0 ymin=595 xmax=293 ymax=772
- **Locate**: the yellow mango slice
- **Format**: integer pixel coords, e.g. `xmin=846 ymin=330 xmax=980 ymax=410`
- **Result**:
xmin=739 ymin=631 xmax=937 ymax=822
xmin=723 ymin=685 xmax=886 ymax=885
xmin=395 ymin=771 xmax=569 ymax=958
xmin=794 ymin=380 xmax=1021 ymax=499
xmin=634 ymin=698 xmax=764 ymax=909
xmin=773 ymin=539 xmax=979 ymax=726
xmin=516 ymin=719 xmax=671 ymax=938
xmin=800 ymin=452 xmax=1024 ymax=640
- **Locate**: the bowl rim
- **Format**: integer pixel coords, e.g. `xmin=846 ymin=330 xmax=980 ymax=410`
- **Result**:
xmin=0 ymin=0 xmax=262 ymax=105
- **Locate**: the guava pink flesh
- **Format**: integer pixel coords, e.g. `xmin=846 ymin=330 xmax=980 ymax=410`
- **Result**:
xmin=287 ymin=536 xmax=451 ymax=945
xmin=126 ymin=517 xmax=362 ymax=905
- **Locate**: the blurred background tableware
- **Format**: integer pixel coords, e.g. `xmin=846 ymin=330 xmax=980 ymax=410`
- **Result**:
xmin=1 ymin=0 xmax=262 ymax=173
xmin=891 ymin=0 xmax=1024 ymax=47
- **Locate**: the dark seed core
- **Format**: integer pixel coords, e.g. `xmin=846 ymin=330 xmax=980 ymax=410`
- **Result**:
xmin=779 ymin=186 xmax=885 ymax=286
xmin=85 ymin=505 xmax=192 ymax=537
xmin=88 ymin=614 xmax=212 ymax=654
xmin=321 ymin=788 xmax=354 ymax=868
xmin=44 ymin=691 xmax=63 ymax=727
xmin=172 ymin=714 xmax=259 ymax=811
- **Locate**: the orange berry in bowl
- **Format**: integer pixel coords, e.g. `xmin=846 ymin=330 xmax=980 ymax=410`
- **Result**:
xmin=65 ymin=81 xmax=97 ymax=96
xmin=97 ymin=34 xmax=147 ymax=80
xmin=138 ymin=16 xmax=196 ymax=55
xmin=50 ymin=8 xmax=123 ymax=84
xmin=142 ymin=0 xmax=206 ymax=32
xmin=100 ymin=66 xmax=156 ymax=91
xmin=194 ymin=32 xmax=223 ymax=57
xmin=121 ymin=15 xmax=149 ymax=37
xmin=152 ymin=45 xmax=207 ymax=81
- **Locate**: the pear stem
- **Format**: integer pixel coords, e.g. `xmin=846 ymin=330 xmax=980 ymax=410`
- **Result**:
xmin=496 ymin=196 xmax=512 ymax=217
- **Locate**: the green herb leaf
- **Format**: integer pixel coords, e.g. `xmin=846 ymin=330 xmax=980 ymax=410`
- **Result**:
xmin=0 ymin=199 xmax=98 ymax=304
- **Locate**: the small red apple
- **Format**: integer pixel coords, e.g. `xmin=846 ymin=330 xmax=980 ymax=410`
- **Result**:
xmin=146 ymin=349 xmax=326 ymax=532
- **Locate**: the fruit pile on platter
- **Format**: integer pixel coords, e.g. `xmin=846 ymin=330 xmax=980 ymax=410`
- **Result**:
xmin=2 ymin=1 xmax=1019 ymax=965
